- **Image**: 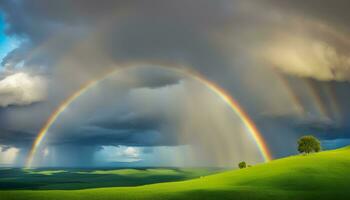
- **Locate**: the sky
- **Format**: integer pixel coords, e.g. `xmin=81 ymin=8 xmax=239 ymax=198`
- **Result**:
xmin=0 ymin=0 xmax=350 ymax=167
xmin=0 ymin=14 xmax=17 ymax=65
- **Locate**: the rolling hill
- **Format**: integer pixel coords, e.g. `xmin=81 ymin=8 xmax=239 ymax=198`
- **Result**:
xmin=1 ymin=146 xmax=350 ymax=200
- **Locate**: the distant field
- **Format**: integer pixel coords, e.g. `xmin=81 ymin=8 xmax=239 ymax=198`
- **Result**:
xmin=0 ymin=168 xmax=222 ymax=190
xmin=1 ymin=146 xmax=350 ymax=200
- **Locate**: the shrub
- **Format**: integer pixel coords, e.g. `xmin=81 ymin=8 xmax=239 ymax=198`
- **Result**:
xmin=238 ymin=161 xmax=247 ymax=169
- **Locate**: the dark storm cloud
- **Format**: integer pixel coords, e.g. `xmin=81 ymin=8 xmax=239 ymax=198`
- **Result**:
xmin=0 ymin=102 xmax=49 ymax=148
xmin=0 ymin=0 xmax=234 ymax=150
xmin=47 ymin=114 xmax=178 ymax=147
xmin=294 ymin=120 xmax=350 ymax=141
xmin=46 ymin=91 xmax=181 ymax=147
xmin=0 ymin=129 xmax=35 ymax=147
xmin=0 ymin=0 xmax=350 ymax=167
xmin=0 ymin=0 xmax=229 ymax=36
xmin=40 ymin=78 xmax=185 ymax=150
xmin=84 ymin=111 xmax=179 ymax=146
xmin=267 ymin=0 xmax=350 ymax=30
xmin=121 ymin=67 xmax=182 ymax=89
xmin=91 ymin=113 xmax=162 ymax=131
xmin=51 ymin=128 xmax=171 ymax=147
xmin=0 ymin=0 xmax=230 ymax=69
xmin=258 ymin=112 xmax=350 ymax=145
xmin=2 ymin=0 xmax=350 ymax=82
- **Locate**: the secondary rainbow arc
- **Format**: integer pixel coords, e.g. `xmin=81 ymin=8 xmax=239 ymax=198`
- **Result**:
xmin=26 ymin=64 xmax=272 ymax=167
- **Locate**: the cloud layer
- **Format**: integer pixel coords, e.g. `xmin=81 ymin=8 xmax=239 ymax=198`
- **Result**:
xmin=1 ymin=0 xmax=350 ymax=166
xmin=0 ymin=72 xmax=46 ymax=107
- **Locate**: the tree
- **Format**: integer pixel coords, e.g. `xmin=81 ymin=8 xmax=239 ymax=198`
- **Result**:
xmin=298 ymin=135 xmax=321 ymax=154
xmin=238 ymin=161 xmax=247 ymax=169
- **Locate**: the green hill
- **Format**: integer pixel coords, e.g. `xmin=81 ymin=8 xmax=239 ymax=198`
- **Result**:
xmin=1 ymin=146 xmax=350 ymax=200
xmin=0 ymin=168 xmax=221 ymax=190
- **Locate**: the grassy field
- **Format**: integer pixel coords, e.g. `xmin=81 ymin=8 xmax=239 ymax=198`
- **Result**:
xmin=1 ymin=146 xmax=350 ymax=200
xmin=0 ymin=168 xmax=221 ymax=190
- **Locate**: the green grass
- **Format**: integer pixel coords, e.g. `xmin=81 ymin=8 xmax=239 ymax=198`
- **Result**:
xmin=0 ymin=168 xmax=221 ymax=190
xmin=1 ymin=146 xmax=350 ymax=200
xmin=23 ymin=170 xmax=67 ymax=176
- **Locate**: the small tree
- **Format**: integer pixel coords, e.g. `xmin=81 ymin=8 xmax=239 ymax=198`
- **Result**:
xmin=298 ymin=135 xmax=321 ymax=154
xmin=238 ymin=161 xmax=247 ymax=169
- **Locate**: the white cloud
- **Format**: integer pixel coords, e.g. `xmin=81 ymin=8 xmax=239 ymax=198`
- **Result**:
xmin=121 ymin=147 xmax=140 ymax=158
xmin=0 ymin=146 xmax=19 ymax=165
xmin=94 ymin=146 xmax=141 ymax=163
xmin=257 ymin=17 xmax=350 ymax=81
xmin=0 ymin=72 xmax=47 ymax=107
xmin=262 ymin=35 xmax=350 ymax=81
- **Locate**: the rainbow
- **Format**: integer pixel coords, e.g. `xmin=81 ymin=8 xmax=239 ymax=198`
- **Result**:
xmin=26 ymin=63 xmax=272 ymax=167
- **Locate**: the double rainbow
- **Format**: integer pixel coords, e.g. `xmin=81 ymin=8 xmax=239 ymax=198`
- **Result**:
xmin=26 ymin=63 xmax=272 ymax=167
